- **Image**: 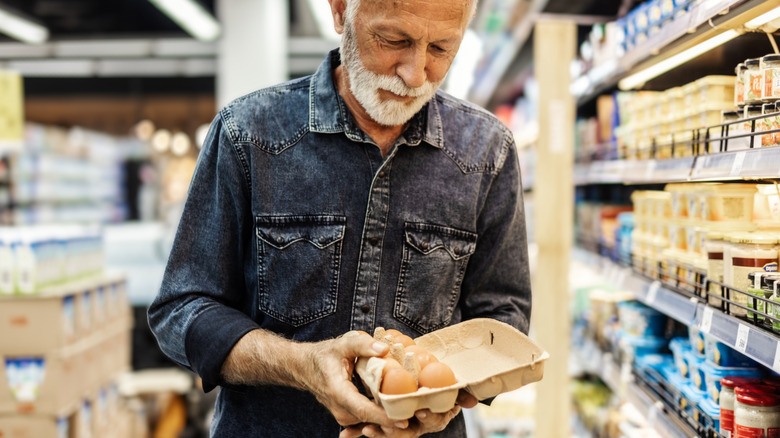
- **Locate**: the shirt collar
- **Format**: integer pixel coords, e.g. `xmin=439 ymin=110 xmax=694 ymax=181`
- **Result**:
xmin=308 ymin=49 xmax=443 ymax=149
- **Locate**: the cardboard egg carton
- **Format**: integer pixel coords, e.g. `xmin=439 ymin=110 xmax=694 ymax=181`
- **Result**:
xmin=355 ymin=318 xmax=548 ymax=420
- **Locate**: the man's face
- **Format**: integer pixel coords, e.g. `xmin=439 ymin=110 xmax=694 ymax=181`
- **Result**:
xmin=339 ymin=0 xmax=472 ymax=127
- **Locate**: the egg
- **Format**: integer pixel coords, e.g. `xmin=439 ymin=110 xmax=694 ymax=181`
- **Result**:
xmin=418 ymin=362 xmax=457 ymax=388
xmin=404 ymin=345 xmax=438 ymax=370
xmin=384 ymin=329 xmax=416 ymax=347
xmin=380 ymin=368 xmax=418 ymax=395
xmin=382 ymin=358 xmax=403 ymax=377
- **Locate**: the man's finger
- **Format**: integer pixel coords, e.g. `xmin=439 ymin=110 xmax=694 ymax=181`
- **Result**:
xmin=338 ymin=333 xmax=389 ymax=358
xmin=456 ymin=390 xmax=478 ymax=409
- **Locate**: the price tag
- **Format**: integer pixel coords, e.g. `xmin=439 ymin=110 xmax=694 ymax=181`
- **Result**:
xmin=735 ymin=323 xmax=750 ymax=353
xmin=701 ymin=307 xmax=714 ymax=334
xmin=774 ymin=342 xmax=780 ymax=374
xmin=730 ymin=151 xmax=746 ymax=176
xmin=644 ymin=160 xmax=657 ymax=181
xmin=646 ymin=281 xmax=661 ymax=304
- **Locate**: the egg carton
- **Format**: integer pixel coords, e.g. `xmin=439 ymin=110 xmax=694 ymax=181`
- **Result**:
xmin=355 ymin=318 xmax=549 ymax=420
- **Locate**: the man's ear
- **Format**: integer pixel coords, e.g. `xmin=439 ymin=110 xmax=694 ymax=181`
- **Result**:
xmin=328 ymin=0 xmax=347 ymax=35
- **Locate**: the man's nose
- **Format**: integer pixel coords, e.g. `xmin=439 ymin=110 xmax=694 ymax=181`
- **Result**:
xmin=396 ymin=47 xmax=427 ymax=89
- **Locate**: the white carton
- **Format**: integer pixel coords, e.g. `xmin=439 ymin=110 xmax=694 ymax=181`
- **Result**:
xmin=356 ymin=318 xmax=548 ymax=420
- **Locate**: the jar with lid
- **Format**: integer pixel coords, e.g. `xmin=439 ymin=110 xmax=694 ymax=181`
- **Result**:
xmin=735 ymin=62 xmax=747 ymax=107
xmin=734 ymin=384 xmax=780 ymax=437
xmin=728 ymin=232 xmax=778 ymax=317
xmin=771 ymin=276 xmax=780 ymax=332
xmin=745 ymin=272 xmax=779 ymax=323
xmin=720 ymin=376 xmax=763 ymax=437
xmin=761 ymin=54 xmax=780 ymax=102
xmin=706 ymin=230 xmax=726 ymax=307
xmin=744 ymin=58 xmax=763 ymax=105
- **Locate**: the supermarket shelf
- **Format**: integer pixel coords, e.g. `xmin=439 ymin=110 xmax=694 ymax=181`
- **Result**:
xmin=633 ymin=278 xmax=699 ymax=326
xmin=0 ymin=271 xmax=126 ymax=299
xmin=575 ymin=145 xmax=780 ymax=185
xmin=626 ymin=378 xmax=700 ymax=438
xmin=693 ymin=303 xmax=780 ymax=374
xmin=572 ymin=0 xmax=777 ymax=101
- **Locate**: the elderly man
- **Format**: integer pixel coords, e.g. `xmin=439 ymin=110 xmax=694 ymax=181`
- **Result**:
xmin=148 ymin=0 xmax=531 ymax=436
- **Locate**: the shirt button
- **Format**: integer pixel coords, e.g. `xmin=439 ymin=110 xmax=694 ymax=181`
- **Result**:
xmin=378 ymin=171 xmax=385 ymax=178
xmin=454 ymin=247 xmax=461 ymax=255
xmin=360 ymin=304 xmax=371 ymax=314
xmin=277 ymin=236 xmax=285 ymax=244
xmin=369 ymin=237 xmax=379 ymax=246
xmin=421 ymin=242 xmax=429 ymax=250
xmin=319 ymin=237 xmax=328 ymax=245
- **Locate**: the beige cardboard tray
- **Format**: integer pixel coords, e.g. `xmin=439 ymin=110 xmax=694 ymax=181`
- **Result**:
xmin=356 ymin=318 xmax=548 ymax=420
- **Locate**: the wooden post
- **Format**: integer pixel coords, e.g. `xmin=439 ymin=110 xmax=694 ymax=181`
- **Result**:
xmin=532 ymin=19 xmax=576 ymax=438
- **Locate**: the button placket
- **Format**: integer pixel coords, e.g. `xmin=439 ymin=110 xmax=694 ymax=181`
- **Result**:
xmin=350 ymin=158 xmax=395 ymax=331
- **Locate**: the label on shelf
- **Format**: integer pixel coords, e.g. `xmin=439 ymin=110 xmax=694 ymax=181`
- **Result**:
xmin=729 ymin=151 xmax=746 ymax=176
xmin=701 ymin=307 xmax=714 ymax=334
xmin=646 ymin=281 xmax=661 ymax=304
xmin=774 ymin=342 xmax=780 ymax=373
xmin=735 ymin=323 xmax=750 ymax=353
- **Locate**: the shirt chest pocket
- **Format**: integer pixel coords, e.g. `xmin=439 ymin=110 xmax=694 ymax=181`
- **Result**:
xmin=256 ymin=215 xmax=346 ymax=327
xmin=394 ymin=222 xmax=477 ymax=333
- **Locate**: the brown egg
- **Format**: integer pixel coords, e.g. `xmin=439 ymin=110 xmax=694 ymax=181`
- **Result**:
xmin=385 ymin=329 xmax=416 ymax=347
xmin=404 ymin=345 xmax=439 ymax=370
xmin=382 ymin=358 xmax=403 ymax=377
xmin=418 ymin=362 xmax=457 ymax=388
xmin=380 ymin=368 xmax=418 ymax=395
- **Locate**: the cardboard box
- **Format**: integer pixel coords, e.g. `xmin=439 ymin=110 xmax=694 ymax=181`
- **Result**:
xmin=0 ymin=294 xmax=78 ymax=355
xmin=0 ymin=414 xmax=73 ymax=438
xmin=0 ymin=347 xmax=84 ymax=416
xmin=356 ymin=319 xmax=548 ymax=420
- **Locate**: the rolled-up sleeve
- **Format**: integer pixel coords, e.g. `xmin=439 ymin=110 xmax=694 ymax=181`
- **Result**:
xmin=459 ymin=132 xmax=532 ymax=334
xmin=147 ymin=113 xmax=259 ymax=390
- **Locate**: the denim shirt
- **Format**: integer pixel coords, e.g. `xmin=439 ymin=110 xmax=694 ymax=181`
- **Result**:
xmin=148 ymin=49 xmax=531 ymax=437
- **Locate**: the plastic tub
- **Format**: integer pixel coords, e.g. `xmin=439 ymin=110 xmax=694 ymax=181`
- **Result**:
xmin=618 ymin=332 xmax=668 ymax=359
xmin=685 ymin=349 xmax=706 ymax=391
xmin=727 ymin=232 xmax=778 ymax=310
xmin=702 ymin=360 xmax=763 ymax=404
xmin=701 ymin=184 xmax=757 ymax=228
xmin=761 ymin=54 xmax=780 ymax=102
xmin=700 ymin=396 xmax=721 ymax=431
xmin=670 ymin=337 xmax=692 ymax=378
xmin=617 ymin=301 xmax=667 ymax=338
xmin=689 ymin=325 xmax=705 ymax=357
xmin=696 ymin=75 xmax=736 ymax=108
xmin=680 ymin=381 xmax=705 ymax=423
xmin=744 ymin=58 xmax=762 ymax=105
xmin=704 ymin=336 xmax=759 ymax=368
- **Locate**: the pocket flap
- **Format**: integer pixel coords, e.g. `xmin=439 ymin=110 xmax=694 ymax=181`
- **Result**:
xmin=256 ymin=215 xmax=346 ymax=250
xmin=404 ymin=223 xmax=477 ymax=260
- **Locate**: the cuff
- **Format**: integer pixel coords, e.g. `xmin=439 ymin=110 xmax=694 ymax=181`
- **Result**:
xmin=185 ymin=305 xmax=260 ymax=392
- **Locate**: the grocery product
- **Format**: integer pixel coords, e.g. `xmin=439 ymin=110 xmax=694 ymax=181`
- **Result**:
xmin=706 ymin=230 xmax=726 ymax=307
xmin=762 ymin=103 xmax=777 ymax=147
xmin=680 ymin=381 xmax=705 ymax=423
xmin=689 ymin=325 xmax=705 ymax=357
xmin=761 ymin=54 xmax=780 ymax=102
xmin=685 ymin=349 xmax=706 ymax=390
xmin=744 ymin=58 xmax=763 ymax=105
xmin=617 ymin=300 xmax=668 ymax=337
xmin=720 ymin=376 xmax=764 ymax=437
xmin=700 ymin=397 xmax=721 ymax=431
xmin=744 ymin=104 xmax=764 ymax=147
xmin=669 ymin=337 xmax=692 ymax=378
xmin=728 ymin=232 xmax=778 ymax=317
xmin=701 ymin=184 xmax=757 ymax=228
xmin=704 ymin=336 xmax=759 ymax=368
xmin=735 ymin=63 xmax=747 ymax=107
xmin=734 ymin=384 xmax=780 ymax=437
xmin=702 ymin=360 xmax=762 ymax=404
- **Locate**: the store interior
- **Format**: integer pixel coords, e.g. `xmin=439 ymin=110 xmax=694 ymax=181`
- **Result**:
xmin=2 ymin=0 xmax=780 ymax=437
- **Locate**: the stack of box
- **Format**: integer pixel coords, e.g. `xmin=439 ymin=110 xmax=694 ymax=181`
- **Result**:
xmin=0 ymin=274 xmax=134 ymax=438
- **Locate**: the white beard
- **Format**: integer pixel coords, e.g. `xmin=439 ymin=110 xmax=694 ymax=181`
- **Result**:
xmin=339 ymin=16 xmax=442 ymax=127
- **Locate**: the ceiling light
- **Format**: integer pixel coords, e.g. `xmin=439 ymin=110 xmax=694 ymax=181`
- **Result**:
xmin=148 ymin=0 xmax=221 ymax=42
xmin=618 ymin=30 xmax=739 ymax=90
xmin=745 ymin=6 xmax=780 ymax=29
xmin=0 ymin=6 xmax=49 ymax=44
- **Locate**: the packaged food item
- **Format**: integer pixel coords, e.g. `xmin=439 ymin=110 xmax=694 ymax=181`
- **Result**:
xmin=761 ymin=54 xmax=780 ymax=102
xmin=744 ymin=58 xmax=763 ymax=105
xmin=746 ymin=272 xmax=780 ymax=322
xmin=770 ymin=277 xmax=780 ymax=333
xmin=701 ymin=184 xmax=757 ymax=228
xmin=697 ymin=75 xmax=736 ymax=109
xmin=762 ymin=103 xmax=777 ymax=147
xmin=706 ymin=230 xmax=727 ymax=307
xmin=735 ymin=63 xmax=747 ymax=107
xmin=669 ymin=337 xmax=692 ymax=378
xmin=734 ymin=384 xmax=780 ymax=437
xmin=685 ymin=349 xmax=707 ymax=390
xmin=720 ymin=376 xmax=764 ymax=437
xmin=744 ymin=104 xmax=764 ymax=148
xmin=702 ymin=360 xmax=762 ymax=404
xmin=701 ymin=396 xmax=721 ymax=431
xmin=728 ymin=233 xmax=778 ymax=315
xmin=681 ymin=381 xmax=705 ymax=423
xmin=704 ymin=336 xmax=759 ymax=368
xmin=689 ymin=324 xmax=705 ymax=357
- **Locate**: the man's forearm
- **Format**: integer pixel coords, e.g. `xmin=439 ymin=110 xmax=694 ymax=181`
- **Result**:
xmin=220 ymin=329 xmax=313 ymax=390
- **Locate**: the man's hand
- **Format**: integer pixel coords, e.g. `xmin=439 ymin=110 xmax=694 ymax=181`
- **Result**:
xmin=298 ymin=331 xmax=409 ymax=431
xmin=339 ymin=389 xmax=478 ymax=438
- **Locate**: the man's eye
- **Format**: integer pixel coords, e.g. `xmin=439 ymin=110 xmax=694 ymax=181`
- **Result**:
xmin=385 ymin=39 xmax=406 ymax=46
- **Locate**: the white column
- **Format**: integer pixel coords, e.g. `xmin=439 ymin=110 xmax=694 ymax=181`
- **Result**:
xmin=216 ymin=0 xmax=289 ymax=109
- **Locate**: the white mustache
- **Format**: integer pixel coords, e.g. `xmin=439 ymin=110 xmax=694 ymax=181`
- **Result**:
xmin=373 ymin=74 xmax=439 ymax=98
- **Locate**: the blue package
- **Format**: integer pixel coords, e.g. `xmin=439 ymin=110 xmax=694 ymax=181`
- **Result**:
xmin=680 ymin=382 xmax=705 ymax=424
xmin=702 ymin=360 xmax=763 ymax=404
xmin=704 ymin=336 xmax=758 ymax=367
xmin=684 ymin=350 xmax=706 ymax=391
xmin=617 ymin=300 xmax=667 ymax=337
xmin=688 ymin=325 xmax=705 ymax=357
xmin=669 ymin=337 xmax=692 ymax=378
xmin=699 ymin=397 xmax=720 ymax=431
